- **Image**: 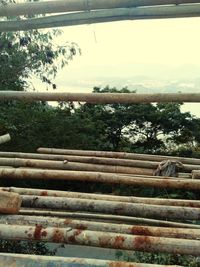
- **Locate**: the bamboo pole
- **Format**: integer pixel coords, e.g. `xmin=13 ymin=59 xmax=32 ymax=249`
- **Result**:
xmin=2 ymin=91 xmax=200 ymax=103
xmin=2 ymin=5 xmax=200 ymax=32
xmin=1 ymin=0 xmax=200 ymax=17
xmin=2 ymin=214 xmax=200 ymax=240
xmin=38 ymin=148 xmax=200 ymax=165
xmin=0 ymin=168 xmax=199 ymax=190
xmin=0 ymin=157 xmax=153 ymax=175
xmin=0 ymin=254 xmax=178 ymax=267
xmin=19 ymin=209 xmax=200 ymax=229
xmin=21 ymin=195 xmax=200 ymax=220
xmin=0 ymin=152 xmax=198 ymax=172
xmin=3 ymin=186 xmax=200 ymax=208
xmin=0 ymin=224 xmax=199 ymax=256
xmin=0 ymin=134 xmax=11 ymax=145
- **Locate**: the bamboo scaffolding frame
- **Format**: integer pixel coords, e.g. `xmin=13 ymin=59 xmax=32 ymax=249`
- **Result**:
xmin=3 ymin=186 xmax=200 ymax=208
xmin=2 ymin=91 xmax=200 ymax=103
xmin=0 ymin=224 xmax=199 ymax=255
xmin=1 ymin=0 xmax=200 ymax=17
xmin=2 ymin=214 xmax=200 ymax=240
xmin=21 ymin=195 xmax=200 ymax=220
xmin=0 ymin=168 xmax=198 ymax=190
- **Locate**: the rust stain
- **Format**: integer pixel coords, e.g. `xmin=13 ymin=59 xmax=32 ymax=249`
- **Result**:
xmin=33 ymin=224 xmax=43 ymax=240
xmin=134 ymin=235 xmax=152 ymax=249
xmin=52 ymin=228 xmax=65 ymax=242
xmin=64 ymin=219 xmax=72 ymax=225
xmin=76 ymin=224 xmax=87 ymax=230
xmin=68 ymin=229 xmax=83 ymax=243
xmin=113 ymin=236 xmax=125 ymax=249
xmin=98 ymin=236 xmax=112 ymax=248
xmin=40 ymin=191 xmax=48 ymax=196
xmin=41 ymin=230 xmax=47 ymax=237
xmin=130 ymin=226 xmax=151 ymax=236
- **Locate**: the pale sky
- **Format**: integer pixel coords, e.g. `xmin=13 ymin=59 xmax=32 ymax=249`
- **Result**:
xmin=36 ymin=17 xmax=200 ymax=116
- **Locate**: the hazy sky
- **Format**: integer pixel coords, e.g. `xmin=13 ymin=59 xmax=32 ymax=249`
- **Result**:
xmin=37 ymin=17 xmax=200 ymax=116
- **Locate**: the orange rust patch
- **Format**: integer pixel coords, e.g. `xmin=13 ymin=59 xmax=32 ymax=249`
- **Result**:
xmin=34 ymin=224 xmax=43 ymax=240
xmin=130 ymin=226 xmax=151 ymax=236
xmin=113 ymin=236 xmax=125 ymax=249
xmin=134 ymin=235 xmax=152 ymax=249
xmin=40 ymin=191 xmax=48 ymax=196
xmin=64 ymin=219 xmax=72 ymax=225
xmin=109 ymin=262 xmax=140 ymax=267
xmin=52 ymin=229 xmax=65 ymax=242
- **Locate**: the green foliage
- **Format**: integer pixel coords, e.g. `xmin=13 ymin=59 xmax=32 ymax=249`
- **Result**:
xmin=0 ymin=0 xmax=80 ymax=90
xmin=115 ymin=250 xmax=199 ymax=266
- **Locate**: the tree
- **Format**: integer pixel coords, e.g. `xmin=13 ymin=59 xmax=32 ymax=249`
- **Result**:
xmin=0 ymin=0 xmax=80 ymax=91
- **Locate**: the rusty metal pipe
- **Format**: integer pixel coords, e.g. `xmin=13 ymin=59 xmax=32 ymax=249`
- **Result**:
xmin=19 ymin=209 xmax=200 ymax=228
xmin=0 ymin=224 xmax=199 ymax=255
xmin=192 ymin=170 xmax=200 ymax=179
xmin=0 ymin=168 xmax=199 ymax=190
xmin=3 ymin=186 xmax=200 ymax=208
xmin=0 ymin=253 xmax=180 ymax=267
xmin=38 ymin=148 xmax=200 ymax=165
xmin=0 ymin=152 xmax=198 ymax=172
xmin=0 ymin=157 xmax=153 ymax=175
xmin=2 ymin=214 xmax=200 ymax=240
xmin=21 ymin=195 xmax=200 ymax=220
xmin=2 ymin=92 xmax=200 ymax=103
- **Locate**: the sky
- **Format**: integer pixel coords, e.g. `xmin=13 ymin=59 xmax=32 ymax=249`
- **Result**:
xmin=36 ymin=16 xmax=200 ymax=117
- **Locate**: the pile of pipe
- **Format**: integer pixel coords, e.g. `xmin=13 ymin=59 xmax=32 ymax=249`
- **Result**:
xmin=1 ymin=148 xmax=200 ymax=265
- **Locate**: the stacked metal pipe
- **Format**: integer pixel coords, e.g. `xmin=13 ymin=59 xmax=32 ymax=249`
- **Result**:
xmin=1 ymin=148 xmax=200 ymax=260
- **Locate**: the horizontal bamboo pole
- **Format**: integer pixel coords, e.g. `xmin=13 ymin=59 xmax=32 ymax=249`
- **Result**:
xmin=21 ymin=195 xmax=200 ymax=220
xmin=0 ymin=224 xmax=199 ymax=256
xmin=0 ymin=157 xmax=153 ymax=175
xmin=0 ymin=168 xmax=199 ymax=190
xmin=0 ymin=152 xmax=198 ymax=172
xmin=192 ymin=170 xmax=200 ymax=179
xmin=2 ymin=5 xmax=200 ymax=32
xmin=20 ymin=209 xmax=200 ymax=229
xmin=0 ymin=254 xmax=177 ymax=267
xmin=38 ymin=148 xmax=200 ymax=165
xmin=3 ymin=186 xmax=200 ymax=208
xmin=2 ymin=91 xmax=200 ymax=103
xmin=1 ymin=0 xmax=200 ymax=17
xmin=0 ymin=134 xmax=11 ymax=145
xmin=2 ymin=214 xmax=200 ymax=240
